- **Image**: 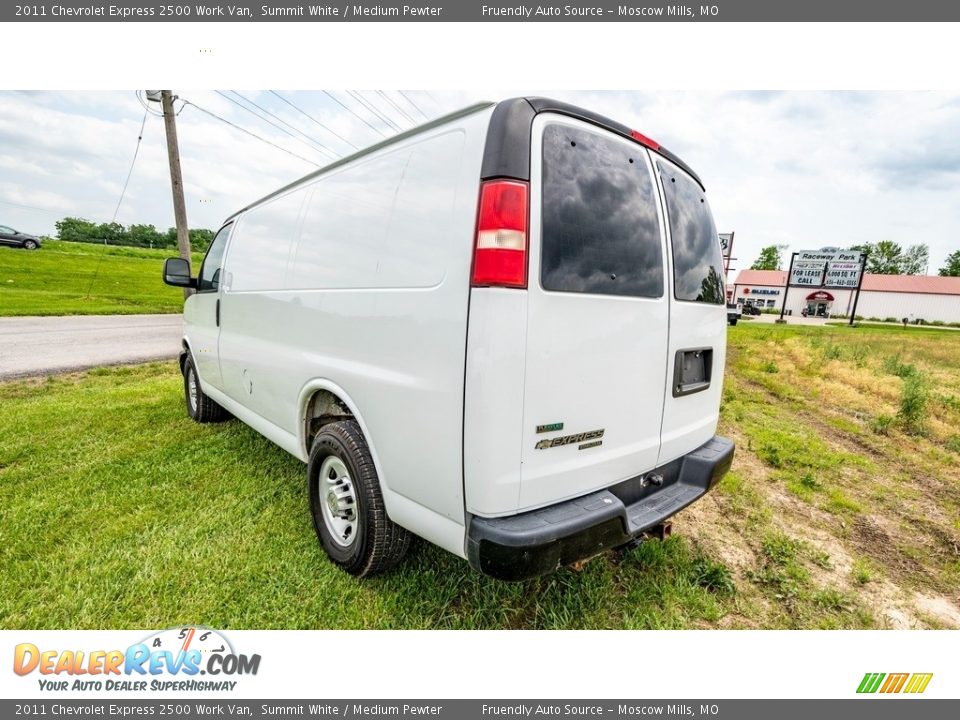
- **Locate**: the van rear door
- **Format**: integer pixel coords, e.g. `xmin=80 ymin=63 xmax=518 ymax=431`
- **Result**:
xmin=655 ymin=158 xmax=727 ymax=465
xmin=517 ymin=116 xmax=670 ymax=511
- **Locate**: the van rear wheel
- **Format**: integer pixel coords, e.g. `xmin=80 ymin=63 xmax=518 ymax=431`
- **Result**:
xmin=183 ymin=355 xmax=231 ymax=423
xmin=308 ymin=420 xmax=410 ymax=577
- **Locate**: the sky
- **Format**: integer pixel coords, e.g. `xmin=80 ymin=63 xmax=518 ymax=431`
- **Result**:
xmin=1 ymin=90 xmax=959 ymax=275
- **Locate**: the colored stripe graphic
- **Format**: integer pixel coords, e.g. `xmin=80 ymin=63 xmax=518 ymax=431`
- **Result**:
xmin=857 ymin=673 xmax=885 ymax=693
xmin=904 ymin=673 xmax=933 ymax=694
xmin=857 ymin=672 xmax=932 ymax=694
xmin=880 ymin=673 xmax=909 ymax=693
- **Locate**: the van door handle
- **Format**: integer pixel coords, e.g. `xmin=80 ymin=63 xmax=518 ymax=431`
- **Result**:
xmin=215 ymin=298 xmax=220 ymax=327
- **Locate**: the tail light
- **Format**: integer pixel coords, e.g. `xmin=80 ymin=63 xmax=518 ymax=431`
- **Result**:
xmin=471 ymin=179 xmax=529 ymax=288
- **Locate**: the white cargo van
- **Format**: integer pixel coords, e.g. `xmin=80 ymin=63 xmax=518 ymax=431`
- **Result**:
xmin=163 ymin=97 xmax=734 ymax=581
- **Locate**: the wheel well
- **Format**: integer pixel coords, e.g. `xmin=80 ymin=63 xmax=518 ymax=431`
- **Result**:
xmin=304 ymin=389 xmax=355 ymax=450
xmin=178 ymin=341 xmax=190 ymax=374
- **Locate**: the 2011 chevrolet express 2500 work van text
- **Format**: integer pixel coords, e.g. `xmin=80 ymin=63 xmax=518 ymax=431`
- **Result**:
xmin=163 ymin=97 xmax=735 ymax=581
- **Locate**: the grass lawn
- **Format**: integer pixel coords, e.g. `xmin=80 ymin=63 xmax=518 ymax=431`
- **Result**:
xmin=0 ymin=240 xmax=203 ymax=316
xmin=1 ymin=322 xmax=959 ymax=629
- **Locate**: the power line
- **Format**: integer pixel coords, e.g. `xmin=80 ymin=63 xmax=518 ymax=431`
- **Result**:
xmin=214 ymin=90 xmax=335 ymax=162
xmin=268 ymin=91 xmax=359 ymax=151
xmin=347 ymin=90 xmax=403 ymax=132
xmin=180 ymin=97 xmax=322 ymax=168
xmin=230 ymin=91 xmax=341 ymax=160
xmin=398 ymin=90 xmax=430 ymax=120
xmin=357 ymin=90 xmax=407 ymax=130
xmin=322 ymin=91 xmax=387 ymax=139
xmin=377 ymin=90 xmax=416 ymax=125
xmin=0 ymin=198 xmax=69 ymax=217
xmin=421 ymin=91 xmax=444 ymax=110
xmin=86 ymin=106 xmax=150 ymax=297
xmin=135 ymin=90 xmax=165 ymax=117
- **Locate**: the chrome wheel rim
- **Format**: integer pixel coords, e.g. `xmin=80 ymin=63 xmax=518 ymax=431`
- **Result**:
xmin=318 ymin=456 xmax=359 ymax=547
xmin=187 ymin=368 xmax=198 ymax=411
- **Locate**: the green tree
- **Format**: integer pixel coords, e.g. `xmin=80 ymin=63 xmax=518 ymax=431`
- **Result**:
xmin=188 ymin=228 xmax=215 ymax=253
xmin=750 ymin=244 xmax=787 ymax=271
xmin=939 ymin=250 xmax=960 ymax=277
xmin=94 ymin=222 xmax=125 ymax=243
xmin=901 ymin=244 xmax=929 ymax=275
xmin=55 ymin=217 xmax=98 ymax=243
xmin=126 ymin=224 xmax=163 ymax=248
xmin=850 ymin=241 xmax=929 ymax=275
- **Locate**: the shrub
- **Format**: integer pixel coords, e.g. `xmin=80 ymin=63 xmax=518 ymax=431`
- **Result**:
xmin=897 ymin=373 xmax=928 ymax=435
xmin=883 ymin=355 xmax=916 ymax=378
xmin=848 ymin=344 xmax=867 ymax=367
xmin=691 ymin=557 xmax=736 ymax=594
xmin=938 ymin=394 xmax=960 ymax=412
xmin=822 ymin=343 xmax=843 ymax=360
xmin=871 ymin=414 xmax=894 ymax=435
xmin=798 ymin=472 xmax=821 ymax=490
xmin=761 ymin=360 xmax=779 ymax=374
xmin=852 ymin=559 xmax=874 ymax=585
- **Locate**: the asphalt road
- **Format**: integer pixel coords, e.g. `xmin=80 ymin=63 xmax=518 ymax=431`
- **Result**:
xmin=0 ymin=314 xmax=183 ymax=380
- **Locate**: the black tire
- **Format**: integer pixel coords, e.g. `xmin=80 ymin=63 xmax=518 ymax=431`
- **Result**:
xmin=183 ymin=355 xmax=231 ymax=423
xmin=23 ymin=240 xmax=38 ymax=250
xmin=308 ymin=420 xmax=410 ymax=577
xmin=728 ymin=317 xmax=738 ymax=326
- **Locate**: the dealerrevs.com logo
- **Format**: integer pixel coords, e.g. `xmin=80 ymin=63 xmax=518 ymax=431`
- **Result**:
xmin=13 ymin=627 xmax=261 ymax=692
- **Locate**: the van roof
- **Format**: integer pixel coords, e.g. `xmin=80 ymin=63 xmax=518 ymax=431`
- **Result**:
xmin=224 ymin=101 xmax=496 ymax=222
xmin=223 ymin=96 xmax=705 ymax=224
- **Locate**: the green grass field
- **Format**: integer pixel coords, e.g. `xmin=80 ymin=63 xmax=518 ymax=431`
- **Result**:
xmin=0 ymin=240 xmax=202 ymax=316
xmin=1 ymin=322 xmax=959 ymax=629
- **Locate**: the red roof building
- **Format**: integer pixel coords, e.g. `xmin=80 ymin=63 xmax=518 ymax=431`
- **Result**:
xmin=731 ymin=269 xmax=960 ymax=322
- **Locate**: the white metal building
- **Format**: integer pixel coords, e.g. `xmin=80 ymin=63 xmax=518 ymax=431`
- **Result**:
xmin=731 ymin=269 xmax=960 ymax=323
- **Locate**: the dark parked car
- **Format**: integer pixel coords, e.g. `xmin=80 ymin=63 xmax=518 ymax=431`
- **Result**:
xmin=741 ymin=303 xmax=762 ymax=316
xmin=0 ymin=225 xmax=42 ymax=250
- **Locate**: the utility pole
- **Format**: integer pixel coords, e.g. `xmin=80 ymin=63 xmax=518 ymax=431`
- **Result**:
xmin=160 ymin=90 xmax=193 ymax=299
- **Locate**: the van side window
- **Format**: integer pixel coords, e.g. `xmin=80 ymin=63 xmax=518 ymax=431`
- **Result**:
xmin=658 ymin=161 xmax=725 ymax=304
xmin=197 ymin=224 xmax=231 ymax=293
xmin=540 ymin=124 xmax=663 ymax=299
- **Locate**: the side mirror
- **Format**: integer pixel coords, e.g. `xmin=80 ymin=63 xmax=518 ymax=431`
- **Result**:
xmin=163 ymin=257 xmax=196 ymax=288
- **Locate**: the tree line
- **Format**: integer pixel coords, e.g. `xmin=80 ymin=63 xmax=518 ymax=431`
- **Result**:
xmin=54 ymin=217 xmax=216 ymax=253
xmin=750 ymin=241 xmax=960 ymax=277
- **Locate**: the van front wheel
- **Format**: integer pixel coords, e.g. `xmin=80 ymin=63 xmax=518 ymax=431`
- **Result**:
xmin=308 ymin=420 xmax=411 ymax=577
xmin=183 ymin=356 xmax=231 ymax=423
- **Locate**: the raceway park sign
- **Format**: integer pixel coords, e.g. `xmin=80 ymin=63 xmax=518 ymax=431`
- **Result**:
xmin=789 ymin=248 xmax=863 ymax=289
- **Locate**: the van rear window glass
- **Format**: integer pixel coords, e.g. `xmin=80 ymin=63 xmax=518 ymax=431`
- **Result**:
xmin=657 ymin=160 xmax=725 ymax=304
xmin=540 ymin=124 xmax=663 ymax=298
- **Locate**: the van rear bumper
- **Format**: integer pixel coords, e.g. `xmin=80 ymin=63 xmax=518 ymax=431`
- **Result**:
xmin=466 ymin=435 xmax=734 ymax=581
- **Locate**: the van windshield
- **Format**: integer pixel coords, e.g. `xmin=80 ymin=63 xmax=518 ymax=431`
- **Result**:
xmin=540 ymin=124 xmax=663 ymax=298
xmin=658 ymin=160 xmax=725 ymax=304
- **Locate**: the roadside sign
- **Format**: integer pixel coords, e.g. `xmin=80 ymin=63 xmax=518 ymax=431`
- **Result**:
xmin=719 ymin=232 xmax=735 ymax=277
xmin=824 ymin=261 xmax=862 ymax=289
xmin=781 ymin=247 xmax=869 ymax=326
xmin=797 ymin=248 xmax=862 ymax=264
xmin=789 ymin=260 xmax=826 ymax=287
